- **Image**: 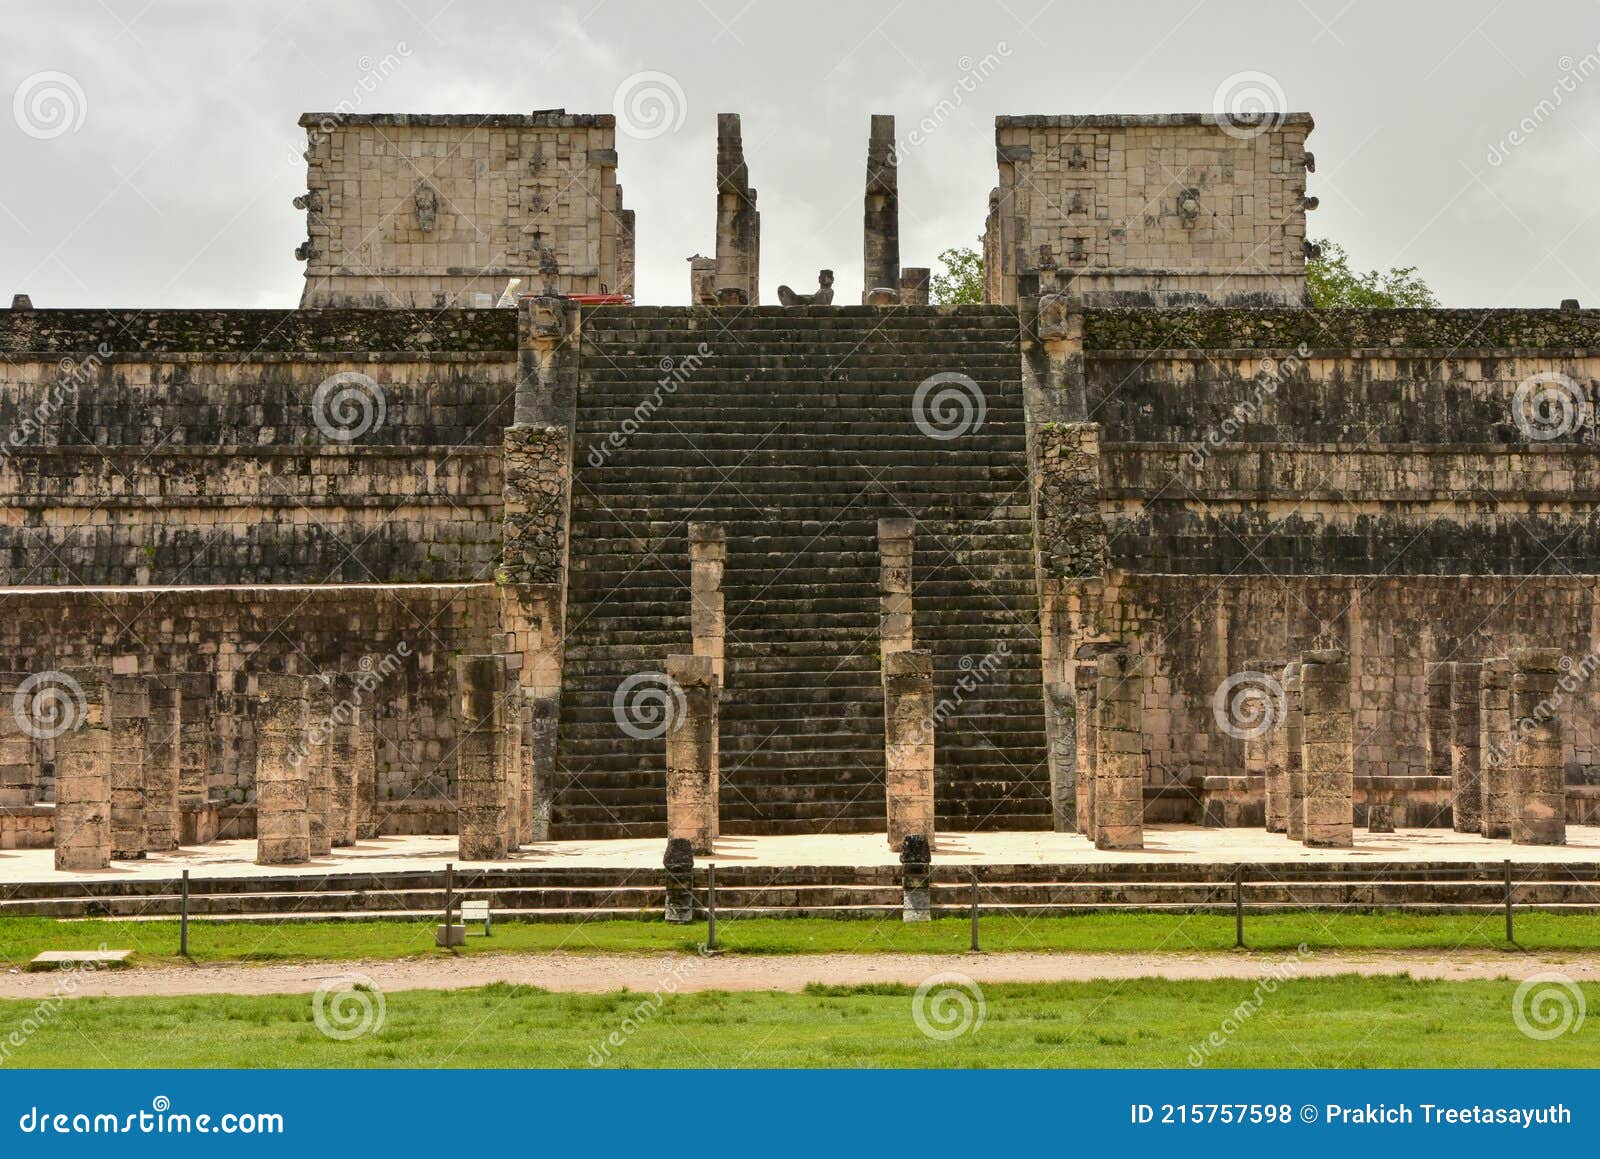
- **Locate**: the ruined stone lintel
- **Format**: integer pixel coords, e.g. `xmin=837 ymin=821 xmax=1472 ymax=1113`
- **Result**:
xmin=1091 ymin=643 xmax=1144 ymax=851
xmin=1071 ymin=658 xmax=1099 ymax=837
xmin=714 ymin=113 xmax=759 ymax=305
xmin=109 ymin=673 xmax=150 ymax=859
xmin=1282 ymin=661 xmax=1305 ymax=841
xmin=455 ymin=655 xmax=509 ymax=861
xmin=663 ymin=836 xmax=696 ymax=924
xmin=689 ymin=523 xmax=727 ymax=687
xmin=1478 ymin=657 xmax=1515 ymax=839
xmin=305 ymin=679 xmax=334 ymax=857
xmin=54 ymin=669 xmax=112 ymax=872
xmin=1032 ymin=422 xmax=1105 ymax=582
xmin=899 ymin=267 xmax=931 ymax=306
xmin=877 ymin=516 xmax=915 ymax=658
xmin=665 ymin=654 xmax=719 ymax=854
xmin=862 ymin=114 xmax=900 ymax=304
xmin=253 ymin=674 xmax=311 ymax=867
xmin=883 ymin=649 xmax=935 ymax=852
xmin=1299 ymin=649 xmax=1354 ymax=849
xmin=143 ymin=678 xmax=182 ymax=853
xmin=1449 ymin=660 xmax=1484 ymax=835
xmin=1511 ymin=648 xmax=1566 ymax=846
xmin=1042 ymin=680 xmax=1077 ymax=833
xmin=900 ymin=832 xmax=932 ymax=922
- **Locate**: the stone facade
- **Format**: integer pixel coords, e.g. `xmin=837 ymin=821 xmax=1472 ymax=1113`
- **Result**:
xmin=297 ymin=113 xmax=632 ymax=307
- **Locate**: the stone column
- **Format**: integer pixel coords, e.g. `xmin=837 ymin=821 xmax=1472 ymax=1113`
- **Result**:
xmin=515 ymin=694 xmax=535 ymax=845
xmin=1043 ymin=681 xmax=1076 ymax=832
xmin=1425 ymin=660 xmax=1453 ymax=779
xmin=109 ymin=674 xmax=149 ymax=859
xmin=501 ymin=656 xmax=524 ymax=852
xmin=1299 ymin=649 xmax=1354 ymax=848
xmin=327 ymin=676 xmax=358 ymax=848
xmin=862 ymin=114 xmax=900 ymax=301
xmin=1283 ymin=661 xmax=1305 ymax=841
xmin=0 ymin=673 xmax=39 ymax=807
xmin=900 ymin=833 xmax=932 ymax=922
xmin=1259 ymin=660 xmax=1290 ymax=834
xmin=1240 ymin=657 xmax=1281 ymax=831
xmin=305 ymin=679 xmax=334 ymax=857
xmin=899 ymin=267 xmax=930 ymax=306
xmin=689 ymin=523 xmax=727 ymax=686
xmin=1511 ymin=648 xmax=1566 ymax=846
xmin=1450 ymin=660 xmax=1483 ymax=834
xmin=1479 ymin=657 xmax=1515 ymax=838
xmin=714 ymin=114 xmax=760 ymax=304
xmin=176 ymin=673 xmax=216 ymax=813
xmin=665 ymin=654 xmax=718 ymax=854
xmin=144 ymin=678 xmax=182 ymax=853
xmin=336 ymin=670 xmax=379 ymax=841
xmin=254 ymin=674 xmax=311 ymax=866
xmin=877 ymin=517 xmax=915 ymax=657
xmin=1072 ymin=657 xmax=1098 ymax=837
xmin=528 ymin=694 xmax=558 ymax=843
xmin=883 ymin=649 xmax=935 ymax=852
xmin=455 ymin=655 xmax=508 ymax=861
xmin=1093 ymin=644 xmax=1144 ymax=851
xmin=664 ymin=837 xmax=696 ymax=924
xmin=53 ymin=670 xmax=112 ymax=871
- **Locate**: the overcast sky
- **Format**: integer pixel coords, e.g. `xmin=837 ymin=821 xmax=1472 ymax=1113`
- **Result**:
xmin=4 ymin=0 xmax=1600 ymax=309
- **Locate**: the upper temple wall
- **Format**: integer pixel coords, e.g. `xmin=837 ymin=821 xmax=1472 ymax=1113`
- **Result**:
xmin=988 ymin=114 xmax=1314 ymax=307
xmin=295 ymin=113 xmax=633 ymax=308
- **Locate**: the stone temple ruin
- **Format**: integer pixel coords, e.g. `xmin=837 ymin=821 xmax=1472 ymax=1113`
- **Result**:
xmin=3 ymin=106 xmax=1600 ymax=887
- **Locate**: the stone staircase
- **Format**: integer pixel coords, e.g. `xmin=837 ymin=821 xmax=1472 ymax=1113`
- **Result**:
xmin=555 ymin=306 xmax=1050 ymax=838
xmin=10 ymin=862 xmax=1600 ymax=922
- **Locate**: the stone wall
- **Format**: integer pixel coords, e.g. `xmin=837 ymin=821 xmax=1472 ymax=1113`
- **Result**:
xmin=989 ymin=115 xmax=1313 ymax=306
xmin=296 ymin=113 xmax=632 ymax=308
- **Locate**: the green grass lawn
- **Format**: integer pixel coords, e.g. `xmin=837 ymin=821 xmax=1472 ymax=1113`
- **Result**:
xmin=3 ymin=911 xmax=1599 ymax=967
xmin=1 ymin=977 xmax=1594 ymax=1068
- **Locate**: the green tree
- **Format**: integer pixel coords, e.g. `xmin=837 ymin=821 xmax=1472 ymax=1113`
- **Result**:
xmin=931 ymin=245 xmax=984 ymax=305
xmin=1307 ymin=238 xmax=1438 ymax=308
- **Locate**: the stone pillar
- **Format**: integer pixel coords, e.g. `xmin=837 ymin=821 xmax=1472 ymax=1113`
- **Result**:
xmin=688 ymin=254 xmax=717 ymax=306
xmin=1239 ymin=656 xmax=1280 ymax=831
xmin=1258 ymin=660 xmax=1290 ymax=833
xmin=53 ymin=670 xmax=112 ymax=871
xmin=327 ymin=676 xmax=358 ymax=848
xmin=143 ymin=678 xmax=182 ymax=853
xmin=1425 ymin=660 xmax=1453 ymax=780
xmin=305 ymin=679 xmax=334 ymax=857
xmin=1043 ymin=681 xmax=1076 ymax=832
xmin=254 ymin=674 xmax=311 ymax=866
xmin=900 ymin=833 xmax=932 ymax=922
xmin=1283 ymin=661 xmax=1305 ymax=841
xmin=1092 ymin=644 xmax=1144 ymax=851
xmin=665 ymin=654 xmax=718 ymax=854
xmin=1072 ymin=657 xmax=1098 ymax=837
xmin=877 ymin=517 xmax=915 ymax=657
xmin=689 ymin=523 xmax=727 ymax=686
xmin=455 ymin=655 xmax=508 ymax=861
xmin=0 ymin=673 xmax=39 ymax=807
xmin=862 ymin=114 xmax=900 ymax=301
xmin=1450 ymin=660 xmax=1483 ymax=835
xmin=176 ymin=673 xmax=216 ymax=813
xmin=1299 ymin=649 xmax=1354 ymax=848
xmin=528 ymin=693 xmax=558 ymax=843
xmin=883 ymin=649 xmax=935 ymax=852
xmin=501 ymin=656 xmax=524 ymax=852
xmin=899 ymin=267 xmax=930 ymax=306
xmin=1511 ymin=649 xmax=1566 ymax=846
xmin=664 ymin=836 xmax=696 ymax=924
xmin=342 ymin=672 xmax=379 ymax=841
xmin=714 ymin=114 xmax=759 ymax=304
xmin=109 ymin=674 xmax=149 ymax=859
xmin=515 ymin=694 xmax=535 ymax=845
xmin=1479 ymin=657 xmax=1515 ymax=838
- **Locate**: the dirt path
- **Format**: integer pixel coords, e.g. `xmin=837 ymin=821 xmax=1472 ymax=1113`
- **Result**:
xmin=5 ymin=949 xmax=1599 ymax=999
